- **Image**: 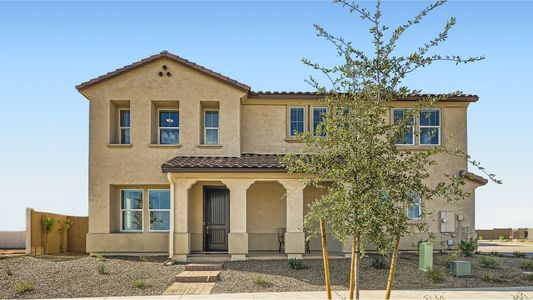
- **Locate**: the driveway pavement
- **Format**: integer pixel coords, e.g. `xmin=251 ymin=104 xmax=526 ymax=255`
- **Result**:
xmin=57 ymin=287 xmax=533 ymax=300
xmin=478 ymin=241 xmax=533 ymax=258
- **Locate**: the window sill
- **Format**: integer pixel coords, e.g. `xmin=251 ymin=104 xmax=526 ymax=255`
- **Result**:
xmin=284 ymin=138 xmax=303 ymax=143
xmin=395 ymin=144 xmax=440 ymax=150
xmin=148 ymin=144 xmax=182 ymax=148
xmin=107 ymin=144 xmax=132 ymax=148
xmin=196 ymin=144 xmax=223 ymax=149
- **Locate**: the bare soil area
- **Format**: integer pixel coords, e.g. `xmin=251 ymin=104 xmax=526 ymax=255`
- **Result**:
xmin=0 ymin=255 xmax=183 ymax=299
xmin=213 ymin=253 xmax=533 ymax=294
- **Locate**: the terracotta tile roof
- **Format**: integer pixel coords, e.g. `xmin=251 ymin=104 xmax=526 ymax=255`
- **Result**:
xmin=161 ymin=153 xmax=285 ymax=173
xmin=76 ymin=51 xmax=251 ymax=92
xmin=460 ymin=170 xmax=489 ymax=185
xmin=249 ymin=91 xmax=479 ymax=102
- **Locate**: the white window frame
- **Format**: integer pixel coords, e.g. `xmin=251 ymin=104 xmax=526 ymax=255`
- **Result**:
xmin=392 ymin=108 xmax=415 ymax=146
xmin=148 ymin=189 xmax=171 ymax=232
xmin=158 ymin=109 xmax=180 ymax=145
xmin=419 ymin=108 xmax=441 ymax=146
xmin=203 ymin=109 xmax=219 ymax=145
xmin=312 ymin=106 xmax=328 ymax=136
xmin=118 ymin=108 xmax=131 ymax=145
xmin=288 ymin=106 xmax=306 ymax=137
xmin=120 ymin=189 xmax=144 ymax=233
xmin=407 ymin=193 xmax=422 ymax=220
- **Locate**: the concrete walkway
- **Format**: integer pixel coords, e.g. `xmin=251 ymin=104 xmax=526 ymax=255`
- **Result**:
xmin=59 ymin=287 xmax=533 ymax=300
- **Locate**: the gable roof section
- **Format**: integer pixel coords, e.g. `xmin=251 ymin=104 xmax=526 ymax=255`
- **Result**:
xmin=76 ymin=51 xmax=251 ymax=92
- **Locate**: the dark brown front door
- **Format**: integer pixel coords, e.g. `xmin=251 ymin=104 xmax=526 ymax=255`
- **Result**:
xmin=204 ymin=187 xmax=229 ymax=251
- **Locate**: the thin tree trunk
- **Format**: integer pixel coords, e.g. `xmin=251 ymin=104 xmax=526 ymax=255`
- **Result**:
xmin=349 ymin=235 xmax=356 ymax=299
xmin=320 ymin=219 xmax=332 ymax=300
xmin=354 ymin=236 xmax=360 ymax=300
xmin=385 ymin=236 xmax=401 ymax=300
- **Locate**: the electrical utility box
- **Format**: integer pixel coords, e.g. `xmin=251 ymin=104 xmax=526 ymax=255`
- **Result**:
xmin=419 ymin=242 xmax=433 ymax=271
xmin=440 ymin=211 xmax=456 ymax=233
xmin=449 ymin=261 xmax=472 ymax=277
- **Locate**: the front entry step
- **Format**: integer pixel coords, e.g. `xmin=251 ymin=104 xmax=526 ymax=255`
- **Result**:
xmin=175 ymin=270 xmax=221 ymax=282
xmin=185 ymin=263 xmax=223 ymax=271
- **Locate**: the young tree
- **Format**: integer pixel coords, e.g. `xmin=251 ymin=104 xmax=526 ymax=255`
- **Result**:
xmin=281 ymin=1 xmax=499 ymax=299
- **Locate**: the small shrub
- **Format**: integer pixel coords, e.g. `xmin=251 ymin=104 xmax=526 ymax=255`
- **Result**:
xmin=371 ymin=255 xmax=387 ymax=269
xmin=479 ymin=256 xmax=498 ymax=268
xmin=423 ymin=294 xmax=445 ymax=300
xmin=458 ymin=238 xmax=477 ymax=257
xmin=512 ymin=292 xmax=532 ymax=300
xmin=4 ymin=266 xmax=13 ymax=276
xmin=520 ymin=259 xmax=533 ymax=271
xmin=95 ymin=254 xmax=106 ymax=262
xmin=477 ymin=234 xmax=483 ymax=240
xmin=288 ymin=258 xmax=304 ymax=270
xmin=139 ymin=256 xmax=147 ymax=262
xmin=513 ymin=251 xmax=527 ymax=258
xmin=499 ymin=235 xmax=505 ymax=241
xmin=426 ymin=268 xmax=445 ymax=283
xmin=251 ymin=275 xmax=271 ymax=287
xmin=97 ymin=263 xmax=108 ymax=274
xmin=481 ymin=272 xmax=494 ymax=283
xmin=526 ymin=273 xmax=533 ymax=281
xmin=442 ymin=252 xmax=463 ymax=267
xmin=15 ymin=282 xmax=34 ymax=294
xmin=132 ymin=279 xmax=146 ymax=289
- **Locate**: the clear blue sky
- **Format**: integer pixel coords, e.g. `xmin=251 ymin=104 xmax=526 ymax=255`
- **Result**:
xmin=0 ymin=1 xmax=531 ymax=231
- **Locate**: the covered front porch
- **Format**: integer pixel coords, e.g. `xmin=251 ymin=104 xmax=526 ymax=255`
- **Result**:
xmin=167 ymin=174 xmax=345 ymax=262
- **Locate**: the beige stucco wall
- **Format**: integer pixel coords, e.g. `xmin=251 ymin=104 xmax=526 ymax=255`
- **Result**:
xmin=81 ymin=56 xmax=480 ymax=255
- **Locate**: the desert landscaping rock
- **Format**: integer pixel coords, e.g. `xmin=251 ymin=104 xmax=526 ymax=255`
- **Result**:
xmin=0 ymin=255 xmax=183 ymax=299
xmin=212 ymin=253 xmax=533 ymax=294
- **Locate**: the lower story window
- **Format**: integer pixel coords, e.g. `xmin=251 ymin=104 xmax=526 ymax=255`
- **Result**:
xmin=149 ymin=189 xmax=170 ymax=231
xmin=121 ymin=189 xmax=143 ymax=232
xmin=407 ymin=193 xmax=422 ymax=219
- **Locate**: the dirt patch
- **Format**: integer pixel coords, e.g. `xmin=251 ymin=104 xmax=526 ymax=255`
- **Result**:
xmin=213 ymin=253 xmax=533 ymax=294
xmin=0 ymin=255 xmax=183 ymax=299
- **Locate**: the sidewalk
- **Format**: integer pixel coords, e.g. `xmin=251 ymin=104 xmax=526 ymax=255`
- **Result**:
xmin=60 ymin=287 xmax=533 ymax=300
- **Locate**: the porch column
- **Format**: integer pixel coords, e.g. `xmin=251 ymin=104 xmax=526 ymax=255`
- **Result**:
xmin=222 ymin=179 xmax=254 ymax=261
xmin=169 ymin=177 xmax=196 ymax=262
xmin=280 ymin=179 xmax=306 ymax=259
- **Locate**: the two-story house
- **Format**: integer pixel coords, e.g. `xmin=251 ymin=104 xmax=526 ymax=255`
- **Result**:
xmin=76 ymin=51 xmax=487 ymax=262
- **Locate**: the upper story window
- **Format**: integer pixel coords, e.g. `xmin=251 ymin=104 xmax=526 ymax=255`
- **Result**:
xmin=120 ymin=189 xmax=143 ymax=232
xmin=407 ymin=193 xmax=422 ymax=220
xmin=204 ymin=109 xmax=219 ymax=145
xmin=159 ymin=110 xmax=179 ymax=144
xmin=419 ymin=109 xmax=441 ymax=145
xmin=312 ymin=107 xmax=328 ymax=136
xmin=289 ymin=106 xmax=305 ymax=137
xmin=119 ymin=109 xmax=131 ymax=144
xmin=393 ymin=108 xmax=414 ymax=145
xmin=148 ymin=189 xmax=170 ymax=232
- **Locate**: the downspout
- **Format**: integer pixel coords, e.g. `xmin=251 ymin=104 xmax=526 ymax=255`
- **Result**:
xmin=167 ymin=172 xmax=175 ymax=260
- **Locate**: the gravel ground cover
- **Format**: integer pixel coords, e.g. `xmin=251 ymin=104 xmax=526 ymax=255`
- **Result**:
xmin=0 ymin=255 xmax=183 ymax=299
xmin=213 ymin=253 xmax=533 ymax=294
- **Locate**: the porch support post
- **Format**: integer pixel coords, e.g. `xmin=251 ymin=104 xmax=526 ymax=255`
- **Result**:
xmin=170 ymin=177 xmax=196 ymax=262
xmin=222 ymin=179 xmax=254 ymax=261
xmin=280 ymin=179 xmax=305 ymax=259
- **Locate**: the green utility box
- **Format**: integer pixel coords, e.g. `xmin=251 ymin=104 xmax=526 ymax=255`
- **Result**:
xmin=449 ymin=261 xmax=472 ymax=277
xmin=419 ymin=242 xmax=433 ymax=271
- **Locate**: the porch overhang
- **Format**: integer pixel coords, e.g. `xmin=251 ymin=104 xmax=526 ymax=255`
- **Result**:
xmin=161 ymin=153 xmax=287 ymax=173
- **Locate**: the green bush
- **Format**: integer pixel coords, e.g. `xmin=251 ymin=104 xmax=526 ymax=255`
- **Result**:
xmin=520 ymin=259 xmax=533 ymax=271
xmin=512 ymin=292 xmax=532 ymax=300
xmin=426 ymin=268 xmax=445 ymax=283
xmin=458 ymin=238 xmax=477 ymax=257
xmin=442 ymin=252 xmax=463 ymax=267
xmin=481 ymin=272 xmax=494 ymax=283
xmin=513 ymin=251 xmax=527 ymax=258
xmin=251 ymin=275 xmax=271 ymax=287
xmin=288 ymin=258 xmax=304 ymax=270
xmin=527 ymin=273 xmax=533 ymax=281
xmin=95 ymin=254 xmax=106 ymax=262
xmin=490 ymin=251 xmax=503 ymax=257
xmin=499 ymin=235 xmax=505 ymax=241
xmin=371 ymin=255 xmax=387 ymax=269
xmin=15 ymin=282 xmax=34 ymax=294
xmin=479 ymin=256 xmax=498 ymax=268
xmin=97 ymin=263 xmax=108 ymax=274
xmin=132 ymin=279 xmax=146 ymax=289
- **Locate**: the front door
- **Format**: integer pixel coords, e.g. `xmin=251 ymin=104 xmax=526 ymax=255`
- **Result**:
xmin=204 ymin=187 xmax=230 ymax=251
